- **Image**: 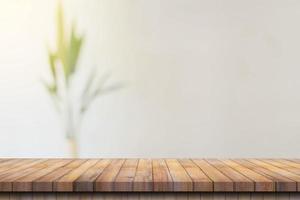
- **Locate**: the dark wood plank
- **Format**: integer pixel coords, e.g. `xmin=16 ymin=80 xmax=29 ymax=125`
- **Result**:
xmin=192 ymin=159 xmax=233 ymax=191
xmin=152 ymin=159 xmax=173 ymax=191
xmin=133 ymin=159 xmax=153 ymax=191
xmin=178 ymin=159 xmax=213 ymax=191
xmin=75 ymin=159 xmax=111 ymax=192
xmin=94 ymin=159 xmax=125 ymax=191
xmin=207 ymin=159 xmax=254 ymax=191
xmin=165 ymin=159 xmax=193 ymax=191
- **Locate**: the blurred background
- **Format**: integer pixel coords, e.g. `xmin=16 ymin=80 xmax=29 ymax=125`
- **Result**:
xmin=0 ymin=0 xmax=300 ymax=158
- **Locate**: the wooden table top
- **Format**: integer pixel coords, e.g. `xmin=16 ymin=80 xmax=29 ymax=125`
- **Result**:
xmin=0 ymin=159 xmax=299 ymax=192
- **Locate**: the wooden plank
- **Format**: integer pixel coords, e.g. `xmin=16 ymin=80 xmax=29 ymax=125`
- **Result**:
xmin=222 ymin=160 xmax=274 ymax=191
xmin=0 ymin=159 xmax=12 ymax=166
xmin=33 ymin=159 xmax=86 ymax=192
xmin=0 ymin=159 xmax=47 ymax=191
xmin=235 ymin=159 xmax=296 ymax=191
xmin=54 ymin=159 xmax=98 ymax=191
xmin=165 ymin=159 xmax=193 ymax=191
xmin=178 ymin=159 xmax=213 ymax=191
xmin=280 ymin=159 xmax=300 ymax=169
xmin=13 ymin=159 xmax=72 ymax=192
xmin=264 ymin=159 xmax=300 ymax=176
xmin=114 ymin=159 xmax=139 ymax=191
xmin=0 ymin=159 xmax=35 ymax=177
xmin=192 ymin=159 xmax=233 ymax=192
xmin=152 ymin=159 xmax=173 ymax=192
xmin=0 ymin=159 xmax=298 ymax=193
xmin=74 ymin=159 xmax=111 ymax=192
xmin=133 ymin=159 xmax=153 ymax=191
xmin=94 ymin=159 xmax=125 ymax=191
xmin=207 ymin=159 xmax=254 ymax=192
xmin=248 ymin=159 xmax=300 ymax=191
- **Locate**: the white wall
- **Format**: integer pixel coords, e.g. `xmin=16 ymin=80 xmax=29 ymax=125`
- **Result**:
xmin=1 ymin=0 xmax=300 ymax=158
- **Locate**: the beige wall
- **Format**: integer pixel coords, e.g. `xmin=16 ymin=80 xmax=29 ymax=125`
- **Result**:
xmin=0 ymin=0 xmax=300 ymax=157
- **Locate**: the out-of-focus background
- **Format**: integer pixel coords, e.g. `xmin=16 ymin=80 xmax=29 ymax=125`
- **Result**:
xmin=0 ymin=0 xmax=300 ymax=158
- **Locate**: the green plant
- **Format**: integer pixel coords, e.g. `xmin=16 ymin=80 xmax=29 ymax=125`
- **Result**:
xmin=44 ymin=3 xmax=122 ymax=157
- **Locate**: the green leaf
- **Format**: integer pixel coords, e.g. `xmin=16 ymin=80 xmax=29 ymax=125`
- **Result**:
xmin=48 ymin=52 xmax=57 ymax=80
xmin=67 ymin=25 xmax=83 ymax=75
xmin=56 ymin=2 xmax=68 ymax=80
xmin=56 ymin=2 xmax=64 ymax=51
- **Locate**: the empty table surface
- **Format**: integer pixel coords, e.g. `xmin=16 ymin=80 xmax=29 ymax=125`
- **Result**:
xmin=0 ymin=159 xmax=299 ymax=192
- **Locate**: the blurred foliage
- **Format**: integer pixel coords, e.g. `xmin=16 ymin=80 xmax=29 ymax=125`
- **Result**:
xmin=45 ymin=3 xmax=83 ymax=96
xmin=44 ymin=3 xmax=123 ymax=142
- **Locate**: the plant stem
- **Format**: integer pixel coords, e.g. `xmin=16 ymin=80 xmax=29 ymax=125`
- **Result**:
xmin=65 ymin=85 xmax=79 ymax=157
xmin=68 ymin=137 xmax=78 ymax=158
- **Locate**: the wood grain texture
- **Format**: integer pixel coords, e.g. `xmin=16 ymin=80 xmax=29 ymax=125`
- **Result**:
xmin=222 ymin=160 xmax=274 ymax=192
xmin=54 ymin=159 xmax=98 ymax=191
xmin=133 ymin=159 xmax=153 ymax=191
xmin=74 ymin=159 xmax=111 ymax=192
xmin=178 ymin=159 xmax=213 ymax=191
xmin=94 ymin=159 xmax=125 ymax=192
xmin=114 ymin=159 xmax=139 ymax=191
xmin=192 ymin=159 xmax=233 ymax=191
xmin=206 ymin=159 xmax=254 ymax=192
xmin=152 ymin=159 xmax=173 ymax=192
xmin=0 ymin=159 xmax=298 ymax=192
xmin=0 ymin=193 xmax=297 ymax=200
xmin=235 ymin=159 xmax=296 ymax=192
xmin=33 ymin=159 xmax=86 ymax=192
xmin=165 ymin=159 xmax=193 ymax=191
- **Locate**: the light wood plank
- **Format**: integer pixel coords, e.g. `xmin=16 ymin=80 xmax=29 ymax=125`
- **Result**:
xmin=207 ymin=159 xmax=254 ymax=192
xmin=114 ymin=159 xmax=139 ymax=191
xmin=248 ymin=159 xmax=300 ymax=191
xmin=152 ymin=159 xmax=173 ymax=192
xmin=192 ymin=159 xmax=233 ymax=191
xmin=94 ymin=159 xmax=125 ymax=191
xmin=133 ymin=159 xmax=153 ymax=191
xmin=0 ymin=159 xmax=37 ymax=178
xmin=74 ymin=159 xmax=111 ymax=192
xmin=265 ymin=159 xmax=300 ymax=176
xmin=222 ymin=160 xmax=274 ymax=192
xmin=0 ymin=159 xmax=47 ymax=191
xmin=33 ymin=159 xmax=86 ymax=192
xmin=165 ymin=159 xmax=193 ymax=191
xmin=178 ymin=159 xmax=213 ymax=191
xmin=13 ymin=159 xmax=72 ymax=192
xmin=54 ymin=159 xmax=98 ymax=191
xmin=235 ymin=159 xmax=296 ymax=192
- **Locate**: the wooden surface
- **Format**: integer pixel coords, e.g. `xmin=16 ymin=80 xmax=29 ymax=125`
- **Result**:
xmin=0 ymin=159 xmax=299 ymax=192
xmin=2 ymin=192 xmax=299 ymax=200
